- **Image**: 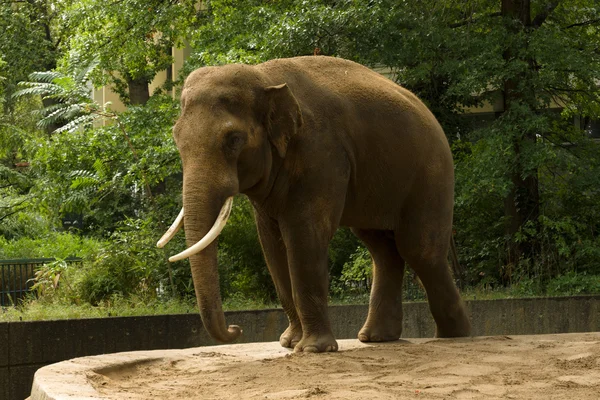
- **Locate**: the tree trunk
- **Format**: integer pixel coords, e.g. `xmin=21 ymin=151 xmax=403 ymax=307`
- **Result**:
xmin=501 ymin=0 xmax=541 ymax=274
xmin=127 ymin=76 xmax=150 ymax=105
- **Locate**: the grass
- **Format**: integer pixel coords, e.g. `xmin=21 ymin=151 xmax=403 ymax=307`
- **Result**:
xmin=1 ymin=294 xmax=371 ymax=322
xmin=0 ymin=296 xmax=199 ymax=322
xmin=2 ymin=278 xmax=598 ymax=322
xmin=460 ymin=286 xmax=538 ymax=301
xmin=0 ymin=292 xmax=501 ymax=323
xmin=1 ymin=294 xmax=288 ymax=322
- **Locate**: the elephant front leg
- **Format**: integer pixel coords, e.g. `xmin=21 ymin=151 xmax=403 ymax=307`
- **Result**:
xmin=281 ymin=221 xmax=338 ymax=353
xmin=352 ymin=229 xmax=405 ymax=342
xmin=255 ymin=210 xmax=302 ymax=348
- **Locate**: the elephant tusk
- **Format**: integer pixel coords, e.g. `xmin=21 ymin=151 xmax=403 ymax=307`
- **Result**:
xmin=157 ymin=208 xmax=185 ymax=248
xmin=168 ymin=197 xmax=234 ymax=262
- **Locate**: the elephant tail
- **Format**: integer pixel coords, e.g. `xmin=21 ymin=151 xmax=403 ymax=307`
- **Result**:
xmin=449 ymin=234 xmax=463 ymax=289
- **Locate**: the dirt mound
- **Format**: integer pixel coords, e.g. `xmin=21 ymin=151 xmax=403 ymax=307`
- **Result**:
xmin=87 ymin=332 xmax=600 ymax=399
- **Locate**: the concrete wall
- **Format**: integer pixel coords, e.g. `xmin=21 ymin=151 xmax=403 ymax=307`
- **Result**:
xmin=1 ymin=296 xmax=598 ymax=400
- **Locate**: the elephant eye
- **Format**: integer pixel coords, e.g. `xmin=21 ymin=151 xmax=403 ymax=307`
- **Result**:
xmin=225 ymin=131 xmax=246 ymax=152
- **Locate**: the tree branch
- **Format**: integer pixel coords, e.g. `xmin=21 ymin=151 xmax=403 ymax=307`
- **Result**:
xmin=532 ymin=1 xmax=560 ymax=28
xmin=547 ymin=86 xmax=600 ymax=94
xmin=0 ymin=208 xmax=24 ymax=222
xmin=0 ymin=198 xmax=29 ymax=221
xmin=449 ymin=11 xmax=502 ymax=28
xmin=563 ymin=18 xmax=600 ymax=29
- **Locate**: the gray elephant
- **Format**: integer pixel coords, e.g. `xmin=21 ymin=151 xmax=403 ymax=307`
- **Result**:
xmin=157 ymin=56 xmax=471 ymax=353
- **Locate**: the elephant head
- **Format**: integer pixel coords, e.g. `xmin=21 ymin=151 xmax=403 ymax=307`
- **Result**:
xmin=157 ymin=64 xmax=302 ymax=343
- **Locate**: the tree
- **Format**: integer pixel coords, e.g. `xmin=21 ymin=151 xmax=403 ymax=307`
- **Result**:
xmin=64 ymin=0 xmax=200 ymax=105
xmin=0 ymin=0 xmax=73 ymax=132
xmin=468 ymin=0 xmax=600 ymax=279
xmin=3 ymin=0 xmax=598 ymax=304
xmin=191 ymin=0 xmax=600 ymax=286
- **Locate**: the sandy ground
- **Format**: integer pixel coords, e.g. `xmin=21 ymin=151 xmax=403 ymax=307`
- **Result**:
xmin=80 ymin=332 xmax=600 ymax=400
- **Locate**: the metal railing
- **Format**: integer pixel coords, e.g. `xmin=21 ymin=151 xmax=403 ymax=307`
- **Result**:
xmin=0 ymin=257 xmax=82 ymax=306
xmin=403 ymin=270 xmax=427 ymax=301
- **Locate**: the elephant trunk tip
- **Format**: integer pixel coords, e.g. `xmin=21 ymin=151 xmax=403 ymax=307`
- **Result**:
xmin=217 ymin=325 xmax=243 ymax=343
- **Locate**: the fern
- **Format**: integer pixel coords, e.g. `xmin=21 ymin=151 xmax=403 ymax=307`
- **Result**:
xmin=93 ymin=159 xmax=109 ymax=180
xmin=12 ymin=58 xmax=102 ymax=134
xmin=69 ymin=170 xmax=100 ymax=190
xmin=74 ymin=57 xmax=100 ymax=84
xmin=53 ymin=114 xmax=96 ymax=134
xmin=27 ymin=71 xmax=63 ymax=83
xmin=13 ymin=83 xmax=63 ymax=98
xmin=64 ymin=158 xmax=124 ymax=213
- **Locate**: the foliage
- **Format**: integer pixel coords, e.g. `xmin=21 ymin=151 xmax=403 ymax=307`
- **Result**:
xmin=0 ymin=232 xmax=104 ymax=260
xmin=1 ymin=96 xmax=38 ymax=233
xmin=336 ymin=246 xmax=373 ymax=295
xmin=217 ymin=196 xmax=275 ymax=302
xmin=546 ymin=272 xmax=600 ymax=297
xmin=0 ymin=296 xmax=199 ymax=322
xmin=0 ymin=1 xmax=67 ymax=111
xmin=1 ymin=0 xmax=599 ymax=315
xmin=0 ymin=0 xmax=71 ymax=234
xmin=64 ymin=0 xmax=200 ymax=103
xmin=30 ymin=259 xmax=71 ymax=299
xmin=328 ymin=228 xmax=362 ymax=279
xmin=73 ymin=214 xmax=180 ymax=305
xmin=0 ymin=161 xmax=33 ymax=232
xmin=14 ymin=57 xmax=101 ymax=134
xmin=29 ymin=93 xmax=180 ymax=233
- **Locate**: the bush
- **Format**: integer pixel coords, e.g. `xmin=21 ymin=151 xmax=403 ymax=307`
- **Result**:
xmin=75 ymin=254 xmax=142 ymax=305
xmin=546 ymin=272 xmax=600 ymax=296
xmin=0 ymin=231 xmax=104 ymax=259
xmin=0 ymin=210 xmax=52 ymax=241
xmin=73 ymin=216 xmax=174 ymax=305
xmin=331 ymin=245 xmax=372 ymax=297
xmin=217 ymin=196 xmax=274 ymax=302
xmin=328 ymin=228 xmax=362 ymax=283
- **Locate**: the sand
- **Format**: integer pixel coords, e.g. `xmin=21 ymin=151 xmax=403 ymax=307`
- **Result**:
xmin=80 ymin=332 xmax=600 ymax=400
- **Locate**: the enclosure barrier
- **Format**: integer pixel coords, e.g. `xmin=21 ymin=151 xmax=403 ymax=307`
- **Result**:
xmin=0 ymin=258 xmax=82 ymax=307
xmin=0 ymin=295 xmax=597 ymax=400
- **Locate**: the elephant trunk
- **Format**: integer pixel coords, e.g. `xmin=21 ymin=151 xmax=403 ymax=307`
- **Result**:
xmin=182 ymin=192 xmax=241 ymax=343
xmin=187 ymin=242 xmax=241 ymax=343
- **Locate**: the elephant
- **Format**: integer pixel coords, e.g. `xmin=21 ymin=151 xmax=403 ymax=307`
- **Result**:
xmin=157 ymin=55 xmax=471 ymax=353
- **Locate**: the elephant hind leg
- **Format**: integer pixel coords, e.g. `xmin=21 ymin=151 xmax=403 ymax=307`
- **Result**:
xmin=352 ymin=228 xmax=405 ymax=342
xmin=394 ymin=225 xmax=471 ymax=338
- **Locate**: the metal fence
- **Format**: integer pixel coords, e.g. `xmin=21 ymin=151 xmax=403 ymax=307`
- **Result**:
xmin=402 ymin=269 xmax=465 ymax=302
xmin=403 ymin=270 xmax=427 ymax=301
xmin=0 ymin=258 xmax=82 ymax=306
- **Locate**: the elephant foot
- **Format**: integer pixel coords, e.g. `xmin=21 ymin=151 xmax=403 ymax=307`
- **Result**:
xmin=433 ymin=305 xmax=471 ymax=338
xmin=294 ymin=333 xmax=338 ymax=353
xmin=358 ymin=325 xmax=402 ymax=343
xmin=279 ymin=324 xmax=303 ymax=348
xmin=434 ymin=318 xmax=471 ymax=338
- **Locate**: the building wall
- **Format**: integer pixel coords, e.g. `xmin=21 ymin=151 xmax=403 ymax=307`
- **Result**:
xmin=93 ymin=43 xmax=192 ymax=108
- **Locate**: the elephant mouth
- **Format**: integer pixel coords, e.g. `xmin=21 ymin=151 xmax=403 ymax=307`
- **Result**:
xmin=157 ymin=196 xmax=234 ymax=262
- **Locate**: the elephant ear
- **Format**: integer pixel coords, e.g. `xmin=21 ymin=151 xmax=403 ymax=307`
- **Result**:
xmin=265 ymin=83 xmax=303 ymax=158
